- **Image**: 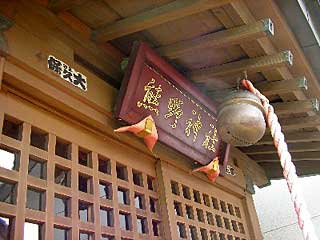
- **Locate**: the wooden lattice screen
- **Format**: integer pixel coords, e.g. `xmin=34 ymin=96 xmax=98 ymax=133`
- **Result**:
xmin=158 ymin=161 xmax=250 ymax=240
xmin=0 ymin=94 xmax=161 ymax=240
xmin=0 ymin=93 xmax=252 ymax=240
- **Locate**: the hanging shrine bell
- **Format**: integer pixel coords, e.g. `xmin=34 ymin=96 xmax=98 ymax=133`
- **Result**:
xmin=217 ymin=89 xmax=266 ymax=147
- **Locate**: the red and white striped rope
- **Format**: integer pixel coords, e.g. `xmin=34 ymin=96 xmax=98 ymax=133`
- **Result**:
xmin=241 ymin=79 xmax=318 ymax=240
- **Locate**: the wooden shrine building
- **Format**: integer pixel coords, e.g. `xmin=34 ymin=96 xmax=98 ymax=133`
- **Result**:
xmin=0 ymin=0 xmax=319 ymax=240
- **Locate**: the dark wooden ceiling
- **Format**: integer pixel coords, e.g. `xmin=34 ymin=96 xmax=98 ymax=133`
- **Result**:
xmin=44 ymin=0 xmax=320 ymax=179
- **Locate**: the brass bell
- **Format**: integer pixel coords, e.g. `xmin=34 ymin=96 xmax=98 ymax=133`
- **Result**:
xmin=217 ymin=90 xmax=266 ymax=147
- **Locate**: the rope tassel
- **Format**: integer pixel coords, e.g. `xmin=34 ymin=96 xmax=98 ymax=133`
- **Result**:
xmin=192 ymin=157 xmax=220 ymax=183
xmin=241 ymin=79 xmax=318 ymax=240
xmin=114 ymin=115 xmax=158 ymax=152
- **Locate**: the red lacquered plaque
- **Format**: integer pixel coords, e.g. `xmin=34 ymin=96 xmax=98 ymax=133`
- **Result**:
xmin=115 ymin=42 xmax=230 ymax=174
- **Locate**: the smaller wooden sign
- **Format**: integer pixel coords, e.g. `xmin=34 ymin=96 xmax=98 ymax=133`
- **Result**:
xmin=47 ymin=55 xmax=87 ymax=91
xmin=115 ymin=42 xmax=229 ymax=174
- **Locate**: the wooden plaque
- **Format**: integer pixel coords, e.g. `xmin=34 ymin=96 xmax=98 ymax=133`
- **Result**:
xmin=115 ymin=42 xmax=230 ymax=174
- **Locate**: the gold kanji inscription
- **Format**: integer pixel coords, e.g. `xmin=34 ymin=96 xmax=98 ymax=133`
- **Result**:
xmin=137 ymin=78 xmax=162 ymax=115
xmin=202 ymin=124 xmax=218 ymax=152
xmin=185 ymin=110 xmax=202 ymax=142
xmin=164 ymin=97 xmax=183 ymax=128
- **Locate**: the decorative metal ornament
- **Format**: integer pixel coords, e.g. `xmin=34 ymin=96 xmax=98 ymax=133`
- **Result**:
xmin=217 ymin=89 xmax=266 ymax=146
xmin=225 ymin=165 xmax=236 ymax=177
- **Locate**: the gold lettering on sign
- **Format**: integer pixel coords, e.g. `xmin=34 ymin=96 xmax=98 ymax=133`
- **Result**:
xmin=185 ymin=110 xmax=202 ymax=142
xmin=202 ymin=124 xmax=218 ymax=152
xmin=137 ymin=78 xmax=162 ymax=115
xmin=164 ymin=98 xmax=184 ymax=128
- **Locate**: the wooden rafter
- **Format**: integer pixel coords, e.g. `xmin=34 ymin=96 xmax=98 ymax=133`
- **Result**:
xmin=188 ymin=50 xmax=293 ymax=82
xmin=280 ymin=115 xmax=320 ymax=131
xmin=256 ymin=131 xmax=320 ymax=145
xmin=252 ymin=151 xmax=320 ymax=162
xmin=273 ymin=99 xmax=319 ymax=115
xmin=241 ymin=142 xmax=320 ymax=155
xmin=92 ymin=0 xmax=232 ymax=42
xmin=48 ymin=0 xmax=87 ymax=12
xmin=0 ymin=57 xmax=5 ymax=90
xmin=17 ymin=1 xmax=122 ymax=81
xmin=208 ymin=76 xmax=308 ymax=101
xmin=260 ymin=161 xmax=320 ymax=178
xmin=231 ymin=147 xmax=269 ymax=187
xmin=255 ymin=76 xmax=308 ymax=95
xmin=213 ymin=1 xmax=311 ymax=106
xmin=57 ymin=11 xmax=124 ymax=61
xmin=157 ymin=18 xmax=274 ymax=59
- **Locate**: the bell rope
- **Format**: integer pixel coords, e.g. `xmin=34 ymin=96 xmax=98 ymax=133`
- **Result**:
xmin=241 ymin=79 xmax=318 ymax=240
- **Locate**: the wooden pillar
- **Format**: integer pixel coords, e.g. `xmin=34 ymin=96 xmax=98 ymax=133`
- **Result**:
xmin=242 ymin=193 xmax=264 ymax=240
xmin=14 ymin=122 xmax=31 ymax=240
xmin=92 ymin=152 xmax=101 ymax=240
xmin=70 ymin=142 xmax=79 ymax=239
xmin=0 ymin=57 xmax=5 ymax=90
xmin=110 ymin=158 xmax=121 ymax=240
xmin=45 ymin=133 xmax=56 ymax=239
xmin=0 ymin=106 xmax=4 ymax=141
xmin=127 ymin=165 xmax=138 ymax=239
xmin=155 ymin=160 xmax=176 ymax=240
xmin=143 ymin=173 xmax=153 ymax=239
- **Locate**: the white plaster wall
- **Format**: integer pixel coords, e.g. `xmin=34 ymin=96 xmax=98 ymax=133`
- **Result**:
xmin=253 ymin=175 xmax=320 ymax=239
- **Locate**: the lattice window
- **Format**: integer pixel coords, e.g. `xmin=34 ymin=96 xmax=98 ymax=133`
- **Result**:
xmin=0 ymin=113 xmax=162 ymax=239
xmin=168 ymin=169 xmax=250 ymax=240
xmin=0 ymin=146 xmax=20 ymax=171
xmin=54 ymin=194 xmax=71 ymax=217
xmin=2 ymin=115 xmax=23 ymax=141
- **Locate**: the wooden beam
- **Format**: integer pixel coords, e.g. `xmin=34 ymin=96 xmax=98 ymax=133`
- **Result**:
xmin=251 ymin=151 xmax=320 ymax=162
xmin=241 ymin=141 xmax=320 ymax=155
xmin=92 ymin=0 xmax=232 ymax=42
xmin=272 ymin=99 xmax=319 ymax=115
xmin=0 ymin=57 xmax=5 ymax=90
xmin=255 ymin=76 xmax=308 ymax=95
xmin=212 ymin=2 xmax=314 ymax=106
xmin=256 ymin=131 xmax=320 ymax=145
xmin=157 ymin=18 xmax=274 ymax=59
xmin=231 ymin=147 xmax=269 ymax=188
xmin=208 ymin=76 xmax=308 ymax=101
xmin=280 ymin=115 xmax=320 ymax=131
xmin=57 ymin=11 xmax=125 ymax=62
xmin=225 ymin=0 xmax=320 ymax=137
xmin=48 ymin=0 xmax=87 ymax=12
xmin=7 ymin=1 xmax=122 ymax=81
xmin=208 ymin=88 xmax=236 ymax=102
xmin=188 ymin=50 xmax=293 ymax=82
xmin=260 ymin=161 xmax=320 ymax=179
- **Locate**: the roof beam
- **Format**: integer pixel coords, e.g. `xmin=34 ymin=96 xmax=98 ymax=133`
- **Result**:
xmin=280 ymin=115 xmax=320 ymax=131
xmin=273 ymin=99 xmax=319 ymax=115
xmin=260 ymin=161 xmax=320 ymax=179
xmin=208 ymin=76 xmax=308 ymax=101
xmin=231 ymin=147 xmax=269 ymax=187
xmin=92 ymin=0 xmax=232 ymax=42
xmin=257 ymin=131 xmax=320 ymax=145
xmin=251 ymin=151 xmax=320 ymax=162
xmin=157 ymin=18 xmax=274 ymax=59
xmin=48 ymin=0 xmax=87 ymax=12
xmin=241 ymin=141 xmax=320 ymax=155
xmin=212 ymin=1 xmax=316 ymax=106
xmin=188 ymin=50 xmax=293 ymax=82
xmin=255 ymin=76 xmax=308 ymax=95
